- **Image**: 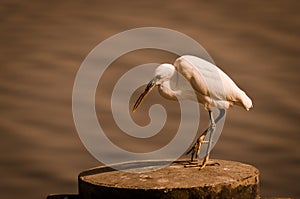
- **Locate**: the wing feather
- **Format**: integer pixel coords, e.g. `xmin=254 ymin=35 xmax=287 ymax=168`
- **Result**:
xmin=174 ymin=55 xmax=252 ymax=110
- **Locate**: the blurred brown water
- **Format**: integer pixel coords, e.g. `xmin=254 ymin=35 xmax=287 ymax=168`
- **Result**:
xmin=1 ymin=1 xmax=299 ymax=198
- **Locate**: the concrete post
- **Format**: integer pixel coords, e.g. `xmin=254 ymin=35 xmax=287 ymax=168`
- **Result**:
xmin=78 ymin=159 xmax=260 ymax=199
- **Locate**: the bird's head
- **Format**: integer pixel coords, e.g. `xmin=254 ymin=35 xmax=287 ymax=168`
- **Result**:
xmin=132 ymin=64 xmax=175 ymax=112
xmin=154 ymin=64 xmax=175 ymax=85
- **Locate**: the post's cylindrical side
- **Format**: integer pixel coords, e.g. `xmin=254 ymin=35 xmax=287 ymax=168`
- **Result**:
xmin=78 ymin=160 xmax=260 ymax=199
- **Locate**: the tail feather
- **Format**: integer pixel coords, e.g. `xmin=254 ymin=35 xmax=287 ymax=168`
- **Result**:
xmin=240 ymin=91 xmax=253 ymax=111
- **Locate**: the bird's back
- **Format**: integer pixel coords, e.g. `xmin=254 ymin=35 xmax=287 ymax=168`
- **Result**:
xmin=174 ymin=55 xmax=253 ymax=111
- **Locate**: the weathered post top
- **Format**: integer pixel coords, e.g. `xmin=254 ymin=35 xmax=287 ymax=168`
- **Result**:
xmin=78 ymin=159 xmax=260 ymax=199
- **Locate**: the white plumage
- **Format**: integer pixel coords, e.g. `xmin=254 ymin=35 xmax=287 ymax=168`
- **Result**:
xmin=172 ymin=55 xmax=253 ymax=111
xmin=132 ymin=55 xmax=253 ymax=169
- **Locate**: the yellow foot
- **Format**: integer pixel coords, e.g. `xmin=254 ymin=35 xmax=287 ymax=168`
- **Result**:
xmin=184 ymin=161 xmax=220 ymax=169
xmin=199 ymin=161 xmax=220 ymax=170
xmin=184 ymin=161 xmax=201 ymax=168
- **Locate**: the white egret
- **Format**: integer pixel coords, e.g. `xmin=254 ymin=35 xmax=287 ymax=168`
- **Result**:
xmin=132 ymin=55 xmax=253 ymax=170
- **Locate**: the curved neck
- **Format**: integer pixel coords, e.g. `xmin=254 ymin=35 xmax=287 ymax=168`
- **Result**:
xmin=158 ymin=80 xmax=178 ymax=101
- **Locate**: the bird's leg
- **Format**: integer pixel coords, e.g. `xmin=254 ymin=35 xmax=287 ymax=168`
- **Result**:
xmin=195 ymin=133 xmax=206 ymax=161
xmin=184 ymin=129 xmax=208 ymax=167
xmin=199 ymin=111 xmax=220 ymax=170
xmin=199 ymin=153 xmax=220 ymax=170
xmin=185 ymin=111 xmax=220 ymax=169
xmin=185 ymin=139 xmax=198 ymax=162
xmin=193 ymin=129 xmax=208 ymax=162
xmin=189 ymin=141 xmax=198 ymax=163
xmin=185 ymin=145 xmax=197 ymax=164
xmin=185 ymin=129 xmax=207 ymax=161
xmin=199 ymin=153 xmax=210 ymax=170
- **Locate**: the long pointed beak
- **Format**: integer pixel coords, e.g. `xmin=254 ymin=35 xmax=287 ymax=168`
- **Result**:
xmin=132 ymin=79 xmax=157 ymax=112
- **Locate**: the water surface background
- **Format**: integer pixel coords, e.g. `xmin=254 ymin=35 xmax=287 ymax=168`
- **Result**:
xmin=1 ymin=1 xmax=299 ymax=198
